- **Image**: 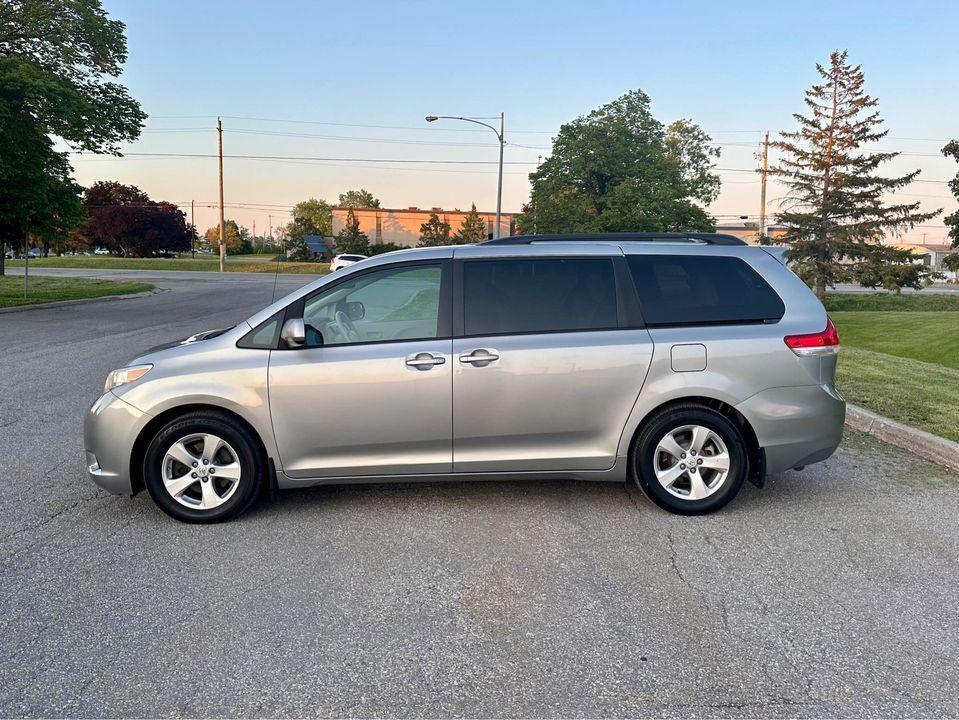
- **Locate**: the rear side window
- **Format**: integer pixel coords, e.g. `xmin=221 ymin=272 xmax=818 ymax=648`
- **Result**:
xmin=463 ymin=258 xmax=617 ymax=336
xmin=627 ymin=255 xmax=784 ymax=326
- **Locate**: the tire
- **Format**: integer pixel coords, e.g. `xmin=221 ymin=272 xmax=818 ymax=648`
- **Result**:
xmin=143 ymin=410 xmax=267 ymax=523
xmin=631 ymin=403 xmax=747 ymax=515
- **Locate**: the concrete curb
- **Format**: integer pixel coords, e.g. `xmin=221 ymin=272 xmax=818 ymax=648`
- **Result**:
xmin=846 ymin=403 xmax=959 ymax=473
xmin=0 ymin=287 xmax=166 ymax=314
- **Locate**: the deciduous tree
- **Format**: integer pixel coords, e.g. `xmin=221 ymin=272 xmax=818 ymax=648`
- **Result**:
xmin=80 ymin=182 xmax=192 ymax=256
xmin=453 ymin=204 xmax=488 ymax=244
xmin=203 ymin=219 xmax=248 ymax=254
xmin=770 ymin=51 xmax=940 ymax=298
xmin=0 ymin=110 xmax=83 ymax=268
xmin=338 ymin=189 xmax=380 ymax=209
xmin=518 ymin=90 xmax=719 ymax=235
xmin=418 ymin=212 xmax=452 ymax=247
xmin=289 ymin=198 xmax=333 ymax=237
xmin=0 ymin=0 xmax=145 ymax=270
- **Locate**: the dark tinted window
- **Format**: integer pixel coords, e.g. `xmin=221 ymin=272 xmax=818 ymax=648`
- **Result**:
xmin=627 ymin=255 xmax=784 ymax=326
xmin=463 ymin=258 xmax=618 ymax=336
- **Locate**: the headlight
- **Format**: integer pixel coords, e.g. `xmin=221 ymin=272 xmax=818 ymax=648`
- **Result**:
xmin=104 ymin=364 xmax=153 ymax=392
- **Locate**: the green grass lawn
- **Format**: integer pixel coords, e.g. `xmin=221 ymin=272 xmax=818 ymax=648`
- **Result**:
xmin=831 ymin=311 xmax=959 ymax=369
xmin=7 ymin=255 xmax=328 ymax=275
xmin=0 ymin=275 xmax=154 ymax=308
xmin=826 ymin=293 xmax=959 ymax=441
xmin=824 ymin=292 xmax=959 ymax=312
xmin=835 ymin=347 xmax=959 ymax=442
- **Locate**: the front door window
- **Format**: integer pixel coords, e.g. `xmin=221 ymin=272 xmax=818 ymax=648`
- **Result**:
xmin=302 ymin=264 xmax=442 ymax=347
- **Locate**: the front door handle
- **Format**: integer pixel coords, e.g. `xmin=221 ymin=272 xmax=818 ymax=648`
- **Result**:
xmin=405 ymin=352 xmax=446 ymax=370
xmin=459 ymin=349 xmax=500 ymax=365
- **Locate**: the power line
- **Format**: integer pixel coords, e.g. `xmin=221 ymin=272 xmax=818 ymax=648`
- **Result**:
xmin=69 ymin=150 xmax=956 ymax=186
xmin=148 ymin=114 xmax=554 ymax=135
xmin=71 ymin=151 xmax=536 ymax=165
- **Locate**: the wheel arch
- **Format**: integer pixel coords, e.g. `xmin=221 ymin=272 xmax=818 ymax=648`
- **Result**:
xmin=130 ymin=403 xmax=273 ymax=495
xmin=625 ymin=395 xmax=764 ymax=488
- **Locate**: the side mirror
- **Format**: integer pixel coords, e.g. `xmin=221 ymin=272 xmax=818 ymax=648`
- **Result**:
xmin=345 ymin=301 xmax=365 ymax=321
xmin=280 ymin=318 xmax=306 ymax=347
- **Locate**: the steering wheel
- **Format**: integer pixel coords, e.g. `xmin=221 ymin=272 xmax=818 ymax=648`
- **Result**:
xmin=332 ymin=310 xmax=361 ymax=342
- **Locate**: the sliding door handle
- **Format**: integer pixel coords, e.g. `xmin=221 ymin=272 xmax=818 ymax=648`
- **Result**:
xmin=458 ymin=349 xmax=500 ymax=365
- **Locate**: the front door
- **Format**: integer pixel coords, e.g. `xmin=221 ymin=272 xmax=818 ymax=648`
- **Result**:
xmin=452 ymin=256 xmax=654 ymax=472
xmin=269 ymin=261 xmax=452 ymax=478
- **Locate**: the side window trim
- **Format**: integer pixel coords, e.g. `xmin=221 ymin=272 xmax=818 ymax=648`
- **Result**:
xmin=453 ymin=255 xmax=639 ymax=340
xmin=236 ymin=309 xmax=284 ymax=349
xmin=277 ymin=258 xmax=452 ymax=350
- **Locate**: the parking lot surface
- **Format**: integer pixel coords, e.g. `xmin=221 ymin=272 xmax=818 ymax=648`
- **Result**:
xmin=1 ymin=270 xmax=958 ymax=718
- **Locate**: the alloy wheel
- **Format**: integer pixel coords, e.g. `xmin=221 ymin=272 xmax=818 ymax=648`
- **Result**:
xmin=161 ymin=433 xmax=242 ymax=510
xmin=653 ymin=424 xmax=731 ymax=501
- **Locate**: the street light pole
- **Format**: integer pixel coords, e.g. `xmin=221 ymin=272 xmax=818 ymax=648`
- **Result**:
xmin=496 ymin=112 xmax=504 ymax=238
xmin=425 ymin=113 xmax=505 ymax=238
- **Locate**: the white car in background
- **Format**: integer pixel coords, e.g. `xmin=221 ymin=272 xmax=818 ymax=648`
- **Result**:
xmin=330 ymin=253 xmax=368 ymax=271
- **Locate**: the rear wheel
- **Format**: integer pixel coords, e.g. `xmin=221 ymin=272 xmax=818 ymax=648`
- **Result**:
xmin=143 ymin=411 xmax=266 ymax=523
xmin=631 ymin=404 xmax=747 ymax=515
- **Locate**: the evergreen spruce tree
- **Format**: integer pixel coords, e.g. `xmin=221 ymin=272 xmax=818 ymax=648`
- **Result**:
xmin=417 ymin=212 xmax=452 ymax=247
xmin=334 ymin=208 xmax=370 ymax=255
xmin=771 ymin=50 xmax=940 ymax=299
xmin=453 ymin=204 xmax=489 ymax=244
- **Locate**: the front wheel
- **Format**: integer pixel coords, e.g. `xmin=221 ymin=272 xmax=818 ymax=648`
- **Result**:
xmin=631 ymin=404 xmax=747 ymax=515
xmin=143 ymin=411 xmax=266 ymax=523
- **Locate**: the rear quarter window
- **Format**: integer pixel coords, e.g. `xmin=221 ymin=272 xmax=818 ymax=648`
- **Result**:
xmin=626 ymin=255 xmax=785 ymax=326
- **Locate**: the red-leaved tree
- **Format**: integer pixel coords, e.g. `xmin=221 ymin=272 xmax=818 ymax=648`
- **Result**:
xmin=79 ymin=181 xmax=194 ymax=256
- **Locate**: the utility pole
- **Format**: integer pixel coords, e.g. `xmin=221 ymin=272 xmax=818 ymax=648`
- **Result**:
xmin=217 ymin=117 xmax=226 ymax=272
xmin=268 ymin=215 xmax=272 ymax=243
xmin=495 ymin=112 xmax=504 ymax=238
xmin=190 ymin=200 xmax=196 ymax=259
xmin=758 ymin=131 xmax=770 ymax=242
xmin=252 ymin=219 xmax=256 ymax=251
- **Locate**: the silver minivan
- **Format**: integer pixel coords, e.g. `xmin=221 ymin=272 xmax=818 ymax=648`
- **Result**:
xmin=85 ymin=233 xmax=845 ymax=522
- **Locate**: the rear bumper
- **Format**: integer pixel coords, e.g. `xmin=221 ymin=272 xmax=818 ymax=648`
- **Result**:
xmin=84 ymin=391 xmax=149 ymax=495
xmin=736 ymin=384 xmax=845 ymax=475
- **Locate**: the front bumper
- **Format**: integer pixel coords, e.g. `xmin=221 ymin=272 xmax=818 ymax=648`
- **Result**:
xmin=84 ymin=391 xmax=149 ymax=495
xmin=737 ymin=384 xmax=846 ymax=475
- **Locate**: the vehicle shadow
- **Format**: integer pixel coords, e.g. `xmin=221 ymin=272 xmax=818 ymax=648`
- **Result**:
xmin=240 ymin=467 xmax=836 ymax=524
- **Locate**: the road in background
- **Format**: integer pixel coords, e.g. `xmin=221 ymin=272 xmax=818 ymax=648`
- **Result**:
xmin=1 ymin=271 xmax=958 ymax=717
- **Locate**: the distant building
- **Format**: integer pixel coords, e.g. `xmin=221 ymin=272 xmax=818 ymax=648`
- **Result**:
xmin=301 ymin=235 xmax=334 ymax=260
xmin=892 ymin=243 xmax=955 ymax=270
xmin=331 ymin=207 xmax=516 ymax=247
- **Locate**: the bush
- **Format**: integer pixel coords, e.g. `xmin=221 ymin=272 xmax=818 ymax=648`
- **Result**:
xmin=368 ymin=242 xmax=404 ymax=256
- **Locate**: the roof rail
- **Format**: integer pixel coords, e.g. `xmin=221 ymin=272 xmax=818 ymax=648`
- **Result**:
xmin=482 ymin=232 xmax=747 ymax=247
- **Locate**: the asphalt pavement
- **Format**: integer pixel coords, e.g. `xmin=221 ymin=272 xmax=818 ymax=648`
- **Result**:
xmin=1 ymin=269 xmax=958 ymax=718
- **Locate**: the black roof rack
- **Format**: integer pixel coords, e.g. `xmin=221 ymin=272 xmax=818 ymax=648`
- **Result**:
xmin=482 ymin=232 xmax=747 ymax=247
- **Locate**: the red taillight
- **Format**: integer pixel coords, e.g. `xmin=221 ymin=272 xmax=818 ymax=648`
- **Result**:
xmin=784 ymin=317 xmax=840 ymax=356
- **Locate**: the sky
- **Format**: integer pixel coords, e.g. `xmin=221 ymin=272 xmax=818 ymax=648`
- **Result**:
xmin=70 ymin=0 xmax=959 ymax=243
